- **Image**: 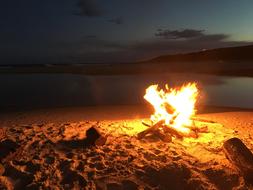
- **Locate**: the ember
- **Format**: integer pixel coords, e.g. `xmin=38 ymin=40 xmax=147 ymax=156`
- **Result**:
xmin=139 ymin=82 xmax=208 ymax=139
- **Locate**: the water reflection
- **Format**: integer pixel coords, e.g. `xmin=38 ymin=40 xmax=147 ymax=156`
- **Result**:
xmin=205 ymin=77 xmax=253 ymax=108
xmin=0 ymin=73 xmax=252 ymax=109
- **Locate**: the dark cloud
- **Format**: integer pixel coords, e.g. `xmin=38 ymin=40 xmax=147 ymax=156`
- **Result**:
xmin=74 ymin=0 xmax=102 ymax=17
xmin=107 ymin=17 xmax=124 ymax=25
xmin=155 ymin=29 xmax=205 ymax=39
xmin=134 ymin=29 xmax=232 ymax=54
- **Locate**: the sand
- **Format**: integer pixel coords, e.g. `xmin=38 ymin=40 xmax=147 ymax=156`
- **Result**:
xmin=0 ymin=105 xmax=253 ymax=190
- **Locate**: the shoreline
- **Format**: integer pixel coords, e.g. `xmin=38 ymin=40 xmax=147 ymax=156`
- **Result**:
xmin=1 ymin=105 xmax=253 ymax=126
xmin=1 ymin=63 xmax=253 ymax=77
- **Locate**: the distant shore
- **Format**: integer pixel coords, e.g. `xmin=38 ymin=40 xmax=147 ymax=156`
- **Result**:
xmin=1 ymin=61 xmax=253 ymax=77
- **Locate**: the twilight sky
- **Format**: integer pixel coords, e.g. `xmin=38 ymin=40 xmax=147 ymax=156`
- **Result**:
xmin=1 ymin=0 xmax=253 ymax=64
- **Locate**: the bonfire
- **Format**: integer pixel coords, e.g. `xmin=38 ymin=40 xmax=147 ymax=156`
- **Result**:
xmin=138 ymin=83 xmax=208 ymax=140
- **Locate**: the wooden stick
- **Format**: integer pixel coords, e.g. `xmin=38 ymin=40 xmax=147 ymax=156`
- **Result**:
xmin=141 ymin=121 xmax=151 ymax=128
xmin=191 ymin=117 xmax=216 ymax=123
xmin=191 ymin=126 xmax=209 ymax=133
xmin=186 ymin=131 xmax=198 ymax=138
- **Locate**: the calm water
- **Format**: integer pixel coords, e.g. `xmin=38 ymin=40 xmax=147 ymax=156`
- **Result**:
xmin=0 ymin=73 xmax=253 ymax=109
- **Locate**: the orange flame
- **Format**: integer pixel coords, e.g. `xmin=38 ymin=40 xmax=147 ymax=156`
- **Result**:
xmin=144 ymin=83 xmax=198 ymax=134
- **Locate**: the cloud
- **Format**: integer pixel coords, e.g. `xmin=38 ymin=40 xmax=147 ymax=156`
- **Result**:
xmin=74 ymin=0 xmax=102 ymax=17
xmin=107 ymin=17 xmax=124 ymax=25
xmin=198 ymin=34 xmax=229 ymax=41
xmin=133 ymin=29 xmax=232 ymax=53
xmin=155 ymin=29 xmax=205 ymax=39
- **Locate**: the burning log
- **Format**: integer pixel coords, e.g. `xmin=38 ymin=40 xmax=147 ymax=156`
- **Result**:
xmin=138 ymin=120 xmax=172 ymax=142
xmin=223 ymin=138 xmax=253 ymax=183
xmin=137 ymin=119 xmax=209 ymax=140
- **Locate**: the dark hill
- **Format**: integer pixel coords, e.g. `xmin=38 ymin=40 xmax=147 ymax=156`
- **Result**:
xmin=1 ymin=45 xmax=253 ymax=77
xmin=147 ymin=45 xmax=253 ymax=63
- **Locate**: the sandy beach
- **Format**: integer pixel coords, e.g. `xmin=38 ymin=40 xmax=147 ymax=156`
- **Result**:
xmin=2 ymin=0 xmax=253 ymax=189
xmin=0 ymin=105 xmax=253 ymax=189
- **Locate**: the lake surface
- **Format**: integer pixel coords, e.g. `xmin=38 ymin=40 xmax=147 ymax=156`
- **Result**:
xmin=0 ymin=73 xmax=253 ymax=109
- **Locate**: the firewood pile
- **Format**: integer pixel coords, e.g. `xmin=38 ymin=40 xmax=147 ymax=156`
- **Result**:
xmin=137 ymin=118 xmax=209 ymax=141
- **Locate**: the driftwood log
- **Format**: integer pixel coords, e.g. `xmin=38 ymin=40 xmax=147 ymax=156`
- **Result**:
xmin=223 ymin=138 xmax=253 ymax=183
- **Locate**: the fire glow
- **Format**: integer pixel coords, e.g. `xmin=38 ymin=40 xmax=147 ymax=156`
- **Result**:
xmin=144 ymin=83 xmax=198 ymax=134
